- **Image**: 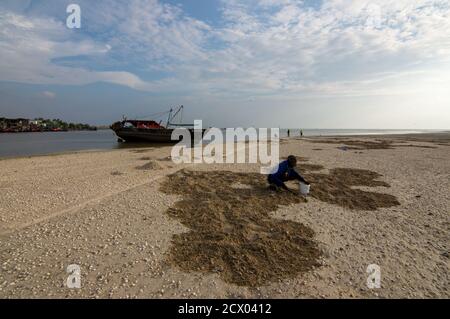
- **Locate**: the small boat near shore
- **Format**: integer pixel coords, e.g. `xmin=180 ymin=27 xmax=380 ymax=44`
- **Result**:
xmin=110 ymin=106 xmax=204 ymax=143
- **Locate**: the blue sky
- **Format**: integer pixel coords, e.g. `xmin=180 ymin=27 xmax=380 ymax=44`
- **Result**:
xmin=0 ymin=0 xmax=449 ymax=128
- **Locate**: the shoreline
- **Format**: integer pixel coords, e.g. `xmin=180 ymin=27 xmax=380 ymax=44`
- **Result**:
xmin=303 ymin=131 xmax=450 ymax=142
xmin=1 ymin=130 xmax=448 ymax=161
xmin=0 ymin=129 xmax=98 ymax=134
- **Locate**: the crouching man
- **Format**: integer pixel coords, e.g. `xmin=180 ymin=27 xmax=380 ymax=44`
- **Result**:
xmin=268 ymin=155 xmax=310 ymax=193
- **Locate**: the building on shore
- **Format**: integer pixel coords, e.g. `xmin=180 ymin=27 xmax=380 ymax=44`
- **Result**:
xmin=0 ymin=118 xmax=30 ymax=132
xmin=0 ymin=117 xmax=96 ymax=133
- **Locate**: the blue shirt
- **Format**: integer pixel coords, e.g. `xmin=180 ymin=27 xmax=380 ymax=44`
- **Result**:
xmin=269 ymin=160 xmax=307 ymax=184
xmin=270 ymin=160 xmax=291 ymax=180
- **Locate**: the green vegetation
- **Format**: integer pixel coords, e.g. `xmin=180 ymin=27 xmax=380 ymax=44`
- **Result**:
xmin=0 ymin=117 xmax=97 ymax=132
xmin=34 ymin=118 xmax=95 ymax=131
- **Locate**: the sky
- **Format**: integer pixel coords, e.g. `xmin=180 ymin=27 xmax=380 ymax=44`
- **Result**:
xmin=0 ymin=0 xmax=449 ymax=128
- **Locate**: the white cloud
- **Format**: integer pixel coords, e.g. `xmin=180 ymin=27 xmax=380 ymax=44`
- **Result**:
xmin=0 ymin=10 xmax=140 ymax=88
xmin=41 ymin=91 xmax=56 ymax=98
xmin=0 ymin=0 xmax=450 ymax=101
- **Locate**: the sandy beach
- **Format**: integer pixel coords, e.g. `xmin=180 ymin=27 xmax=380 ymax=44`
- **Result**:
xmin=0 ymin=133 xmax=449 ymax=298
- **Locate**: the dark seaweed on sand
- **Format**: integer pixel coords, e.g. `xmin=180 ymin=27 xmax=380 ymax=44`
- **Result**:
xmin=160 ymin=163 xmax=399 ymax=287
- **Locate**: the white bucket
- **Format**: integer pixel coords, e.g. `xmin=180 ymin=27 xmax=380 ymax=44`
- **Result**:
xmin=299 ymin=182 xmax=310 ymax=196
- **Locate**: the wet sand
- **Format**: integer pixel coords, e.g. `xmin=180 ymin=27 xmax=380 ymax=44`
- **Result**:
xmin=0 ymin=133 xmax=449 ymax=298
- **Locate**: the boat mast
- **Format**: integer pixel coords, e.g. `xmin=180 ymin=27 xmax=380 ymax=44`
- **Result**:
xmin=167 ymin=105 xmax=184 ymax=128
xmin=166 ymin=108 xmax=173 ymax=128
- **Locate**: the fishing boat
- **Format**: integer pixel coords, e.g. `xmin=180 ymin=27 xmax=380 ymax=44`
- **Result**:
xmin=110 ymin=105 xmax=202 ymax=143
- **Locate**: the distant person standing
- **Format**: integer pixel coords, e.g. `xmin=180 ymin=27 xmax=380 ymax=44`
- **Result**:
xmin=300 ymin=129 xmax=303 ymax=137
xmin=287 ymin=129 xmax=290 ymax=137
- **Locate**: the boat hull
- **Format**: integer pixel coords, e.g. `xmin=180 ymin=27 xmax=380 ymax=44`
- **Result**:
xmin=112 ymin=128 xmax=176 ymax=143
xmin=112 ymin=128 xmax=203 ymax=143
